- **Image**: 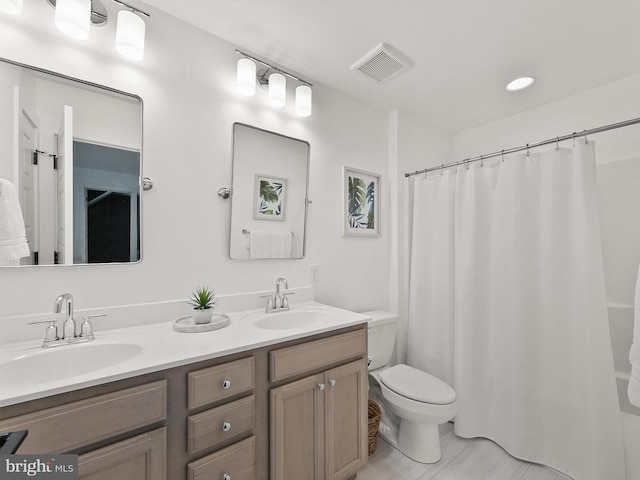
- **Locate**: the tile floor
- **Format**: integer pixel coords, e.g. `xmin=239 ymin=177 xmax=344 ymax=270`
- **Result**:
xmin=357 ymin=423 xmax=570 ymax=480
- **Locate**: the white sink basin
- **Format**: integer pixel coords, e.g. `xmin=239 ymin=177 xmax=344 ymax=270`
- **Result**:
xmin=0 ymin=335 xmax=157 ymax=387
xmin=245 ymin=308 xmax=337 ymax=330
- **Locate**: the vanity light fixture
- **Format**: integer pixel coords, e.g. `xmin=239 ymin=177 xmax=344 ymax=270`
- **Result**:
xmin=55 ymin=0 xmax=91 ymax=39
xmin=0 ymin=0 xmax=23 ymax=15
xmin=268 ymin=72 xmax=286 ymax=108
xmin=45 ymin=0 xmax=149 ymax=60
xmin=237 ymin=58 xmax=257 ymax=96
xmin=505 ymin=76 xmax=535 ymax=92
xmin=114 ymin=4 xmax=147 ymax=60
xmin=295 ymin=85 xmax=312 ymax=117
xmin=235 ymin=50 xmax=314 ymax=117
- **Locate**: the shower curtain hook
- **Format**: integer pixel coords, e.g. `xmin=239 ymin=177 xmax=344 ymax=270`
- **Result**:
xmin=526 ymin=144 xmax=530 ymax=157
xmin=572 ymin=132 xmax=576 ymax=147
xmin=465 ymin=158 xmax=470 ymax=170
xmin=501 ymin=150 xmax=505 ymax=162
xmin=441 ymin=164 xmax=444 ymax=176
xmin=583 ymin=129 xmax=589 ymax=144
xmin=556 ymin=136 xmax=560 ymax=151
xmin=480 ymin=154 xmax=484 ymax=167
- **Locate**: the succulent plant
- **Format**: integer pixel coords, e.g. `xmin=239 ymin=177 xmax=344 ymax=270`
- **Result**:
xmin=188 ymin=286 xmax=216 ymax=311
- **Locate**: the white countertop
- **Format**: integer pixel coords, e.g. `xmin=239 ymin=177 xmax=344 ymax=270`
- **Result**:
xmin=0 ymin=301 xmax=370 ymax=408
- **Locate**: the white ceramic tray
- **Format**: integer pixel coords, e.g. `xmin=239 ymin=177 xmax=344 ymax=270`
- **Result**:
xmin=173 ymin=313 xmax=230 ymax=333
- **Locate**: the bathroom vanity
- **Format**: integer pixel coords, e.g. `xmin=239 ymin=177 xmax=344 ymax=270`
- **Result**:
xmin=0 ymin=303 xmax=369 ymax=480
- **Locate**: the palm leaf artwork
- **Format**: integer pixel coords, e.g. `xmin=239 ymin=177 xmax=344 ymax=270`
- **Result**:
xmin=257 ymin=178 xmax=284 ymax=217
xmin=366 ymin=181 xmax=375 ymax=229
xmin=260 ymin=180 xmax=280 ymax=204
xmin=348 ymin=176 xmax=367 ymax=228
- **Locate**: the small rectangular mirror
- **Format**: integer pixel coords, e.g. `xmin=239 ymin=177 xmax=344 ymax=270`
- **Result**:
xmin=0 ymin=58 xmax=142 ymax=266
xmin=229 ymin=123 xmax=309 ymax=260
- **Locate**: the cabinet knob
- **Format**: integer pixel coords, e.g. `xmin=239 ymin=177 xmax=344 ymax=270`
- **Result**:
xmin=317 ymin=383 xmax=325 ymax=391
xmin=221 ymin=380 xmax=232 ymax=389
xmin=222 ymin=421 xmax=232 ymax=432
xmin=222 ymin=474 xmax=231 ymax=480
xmin=328 ymin=379 xmax=337 ymax=387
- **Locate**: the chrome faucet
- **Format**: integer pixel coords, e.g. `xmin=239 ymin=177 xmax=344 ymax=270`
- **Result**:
xmin=29 ymin=294 xmax=105 ymax=348
xmin=54 ymin=293 xmax=75 ymax=340
xmin=262 ymin=277 xmax=295 ymax=313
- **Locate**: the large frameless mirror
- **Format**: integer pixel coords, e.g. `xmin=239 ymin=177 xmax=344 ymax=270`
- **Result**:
xmin=0 ymin=58 xmax=143 ymax=266
xmin=229 ymin=123 xmax=309 ymax=260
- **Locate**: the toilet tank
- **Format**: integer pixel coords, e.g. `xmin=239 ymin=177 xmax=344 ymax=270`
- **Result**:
xmin=361 ymin=310 xmax=398 ymax=371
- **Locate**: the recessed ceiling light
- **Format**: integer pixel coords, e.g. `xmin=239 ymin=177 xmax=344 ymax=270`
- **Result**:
xmin=505 ymin=76 xmax=535 ymax=92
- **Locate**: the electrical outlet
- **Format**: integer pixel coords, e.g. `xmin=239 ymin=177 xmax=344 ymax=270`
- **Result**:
xmin=310 ymin=264 xmax=320 ymax=283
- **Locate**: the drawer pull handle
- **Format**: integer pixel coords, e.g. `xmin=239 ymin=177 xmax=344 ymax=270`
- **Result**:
xmin=328 ymin=379 xmax=337 ymax=387
xmin=222 ymin=421 xmax=232 ymax=432
xmin=222 ymin=475 xmax=231 ymax=480
xmin=317 ymin=383 xmax=325 ymax=391
xmin=222 ymin=380 xmax=232 ymax=389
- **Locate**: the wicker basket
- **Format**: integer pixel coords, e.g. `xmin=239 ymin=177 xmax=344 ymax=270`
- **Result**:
xmin=367 ymin=399 xmax=381 ymax=456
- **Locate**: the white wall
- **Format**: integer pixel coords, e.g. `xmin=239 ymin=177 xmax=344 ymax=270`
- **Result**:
xmin=0 ymin=3 xmax=390 ymax=323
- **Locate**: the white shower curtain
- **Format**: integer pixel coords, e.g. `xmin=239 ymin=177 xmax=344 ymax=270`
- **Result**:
xmin=408 ymin=142 xmax=625 ymax=479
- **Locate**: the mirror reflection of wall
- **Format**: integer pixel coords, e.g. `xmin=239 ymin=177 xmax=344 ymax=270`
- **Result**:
xmin=229 ymin=123 xmax=310 ymax=260
xmin=0 ymin=58 xmax=142 ymax=266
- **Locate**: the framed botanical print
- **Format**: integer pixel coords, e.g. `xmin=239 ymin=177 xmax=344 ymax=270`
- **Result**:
xmin=342 ymin=166 xmax=380 ymax=236
xmin=254 ymin=174 xmax=287 ymax=221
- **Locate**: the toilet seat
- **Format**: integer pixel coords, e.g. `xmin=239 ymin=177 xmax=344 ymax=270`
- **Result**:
xmin=379 ymin=364 xmax=456 ymax=405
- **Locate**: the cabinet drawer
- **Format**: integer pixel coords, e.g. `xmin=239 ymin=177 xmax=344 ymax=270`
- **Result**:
xmin=188 ymin=357 xmax=254 ymax=410
xmin=0 ymin=380 xmax=167 ymax=454
xmin=187 ymin=435 xmax=255 ymax=480
xmin=187 ymin=395 xmax=255 ymax=455
xmin=270 ymin=329 xmax=366 ymax=382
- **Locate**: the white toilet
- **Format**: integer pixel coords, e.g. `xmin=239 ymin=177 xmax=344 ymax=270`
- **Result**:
xmin=364 ymin=310 xmax=458 ymax=464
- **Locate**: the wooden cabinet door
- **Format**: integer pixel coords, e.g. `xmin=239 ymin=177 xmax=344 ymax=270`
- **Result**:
xmin=78 ymin=427 xmax=166 ymax=480
xmin=324 ymin=360 xmax=368 ymax=480
xmin=271 ymin=373 xmax=325 ymax=480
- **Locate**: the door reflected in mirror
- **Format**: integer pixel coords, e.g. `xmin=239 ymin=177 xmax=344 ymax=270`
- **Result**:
xmin=229 ymin=123 xmax=309 ymax=260
xmin=0 ymin=58 xmax=142 ymax=266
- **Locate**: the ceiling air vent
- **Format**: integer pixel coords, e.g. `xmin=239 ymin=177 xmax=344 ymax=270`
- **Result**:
xmin=350 ymin=43 xmax=412 ymax=83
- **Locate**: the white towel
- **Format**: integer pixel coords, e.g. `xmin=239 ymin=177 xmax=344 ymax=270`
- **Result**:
xmin=249 ymin=230 xmax=272 ymax=259
xmin=0 ymin=178 xmax=30 ymax=263
xmin=270 ymin=231 xmax=293 ymax=258
xmin=629 ymin=265 xmax=640 ymax=408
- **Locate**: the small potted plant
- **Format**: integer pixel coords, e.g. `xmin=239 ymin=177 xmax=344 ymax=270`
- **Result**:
xmin=188 ymin=286 xmax=216 ymax=324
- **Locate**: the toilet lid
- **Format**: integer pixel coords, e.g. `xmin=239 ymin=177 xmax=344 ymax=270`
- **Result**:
xmin=379 ymin=364 xmax=456 ymax=405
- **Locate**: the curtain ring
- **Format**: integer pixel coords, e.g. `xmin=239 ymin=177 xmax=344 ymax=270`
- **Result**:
xmin=584 ymin=129 xmax=589 ymax=144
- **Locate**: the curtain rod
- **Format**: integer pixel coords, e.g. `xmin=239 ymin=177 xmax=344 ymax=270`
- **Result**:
xmin=404 ymin=116 xmax=640 ymax=178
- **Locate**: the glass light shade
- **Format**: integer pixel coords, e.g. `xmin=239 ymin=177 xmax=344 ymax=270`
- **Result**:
xmin=0 ymin=0 xmax=22 ymax=15
xmin=268 ymin=73 xmax=286 ymax=107
xmin=55 ymin=0 xmax=91 ymax=40
xmin=116 ymin=10 xmax=146 ymax=60
xmin=237 ymin=58 xmax=256 ymax=96
xmin=505 ymin=76 xmax=535 ymax=92
xmin=295 ymin=85 xmax=312 ymax=117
